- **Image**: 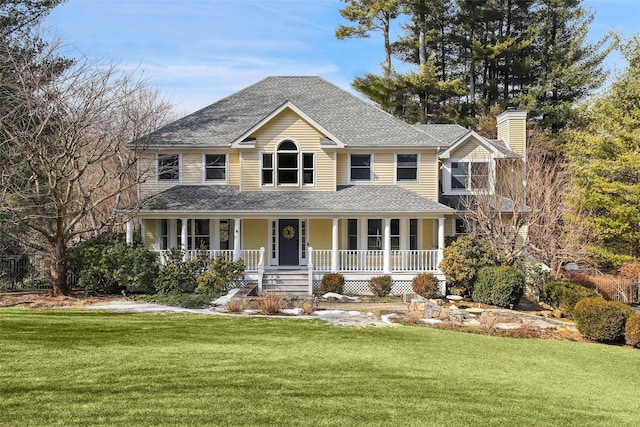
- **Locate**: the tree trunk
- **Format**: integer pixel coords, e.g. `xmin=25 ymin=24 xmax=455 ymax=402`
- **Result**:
xmin=49 ymin=235 xmax=69 ymax=296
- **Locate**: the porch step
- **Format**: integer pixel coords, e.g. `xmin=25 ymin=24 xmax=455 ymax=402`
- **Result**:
xmin=232 ymin=284 xmax=258 ymax=298
xmin=262 ymin=270 xmax=309 ymax=295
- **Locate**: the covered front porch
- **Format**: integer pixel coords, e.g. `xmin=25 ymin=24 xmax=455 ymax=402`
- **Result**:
xmin=129 ymin=184 xmax=455 ymax=294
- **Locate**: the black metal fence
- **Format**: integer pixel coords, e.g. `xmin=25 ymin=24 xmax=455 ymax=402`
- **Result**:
xmin=0 ymin=254 xmax=50 ymax=290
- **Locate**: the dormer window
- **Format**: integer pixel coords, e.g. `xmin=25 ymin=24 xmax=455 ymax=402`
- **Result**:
xmin=277 ymin=140 xmax=299 ymax=185
xmin=262 ymin=140 xmax=315 ymax=187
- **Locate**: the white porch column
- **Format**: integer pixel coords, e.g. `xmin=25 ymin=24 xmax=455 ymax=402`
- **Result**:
xmin=181 ymin=218 xmax=188 ymax=260
xmin=437 ymin=217 xmax=445 ymax=266
xmin=331 ymin=218 xmax=339 ymax=272
xmin=383 ymin=217 xmax=391 ymax=273
xmin=126 ymin=219 xmax=134 ymax=245
xmin=233 ymin=218 xmax=241 ymax=261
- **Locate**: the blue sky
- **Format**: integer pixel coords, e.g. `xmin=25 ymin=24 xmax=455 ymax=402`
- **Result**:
xmin=45 ymin=0 xmax=639 ymax=115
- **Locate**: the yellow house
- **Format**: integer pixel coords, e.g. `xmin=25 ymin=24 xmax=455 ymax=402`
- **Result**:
xmin=125 ymin=77 xmax=526 ymax=295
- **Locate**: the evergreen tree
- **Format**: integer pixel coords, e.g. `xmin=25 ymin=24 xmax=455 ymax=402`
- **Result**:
xmin=563 ymin=37 xmax=640 ymax=266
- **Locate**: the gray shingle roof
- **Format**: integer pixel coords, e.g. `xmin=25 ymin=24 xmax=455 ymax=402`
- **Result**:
xmin=487 ymin=139 xmax=521 ymax=158
xmin=136 ymin=76 xmax=441 ymax=148
xmin=416 ymin=124 xmax=470 ymax=146
xmin=441 ymin=194 xmax=530 ymax=213
xmin=140 ymin=185 xmax=454 ymax=215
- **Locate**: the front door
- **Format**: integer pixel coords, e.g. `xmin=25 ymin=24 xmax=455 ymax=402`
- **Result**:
xmin=278 ymin=219 xmax=299 ymax=266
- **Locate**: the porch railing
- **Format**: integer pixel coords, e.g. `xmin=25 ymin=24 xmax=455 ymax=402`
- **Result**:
xmin=310 ymin=249 xmax=441 ymax=273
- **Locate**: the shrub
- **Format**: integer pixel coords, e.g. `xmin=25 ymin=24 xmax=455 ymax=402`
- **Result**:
xmin=320 ymin=273 xmax=345 ymax=294
xmin=369 ymin=275 xmax=392 ymax=297
xmin=620 ymin=262 xmax=640 ymax=282
xmin=542 ymin=280 xmax=601 ymax=318
xmin=154 ymin=249 xmax=202 ymax=294
xmin=225 ymin=298 xmax=245 ymax=313
xmin=257 ymin=292 xmax=283 ymax=314
xmin=412 ymin=273 xmax=440 ymax=298
xmin=525 ymin=264 xmax=552 ymax=301
xmin=625 ymin=313 xmax=640 ymax=348
xmin=133 ymin=292 xmax=212 ymax=309
xmin=68 ymin=234 xmax=159 ymax=294
xmin=196 ymin=256 xmax=246 ymax=295
xmin=574 ymin=298 xmax=634 ymax=342
xmin=472 ymin=266 xmax=525 ymax=308
xmin=439 ymin=235 xmax=498 ymax=295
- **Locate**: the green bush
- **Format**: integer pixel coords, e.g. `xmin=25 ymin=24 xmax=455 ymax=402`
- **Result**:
xmin=133 ymin=292 xmax=212 ymax=309
xmin=196 ymin=256 xmax=245 ymax=295
xmin=472 ymin=266 xmax=525 ymax=308
xmin=625 ymin=313 xmax=640 ymax=348
xmin=412 ymin=273 xmax=440 ymax=298
xmin=155 ymin=249 xmax=206 ymax=295
xmin=320 ymin=273 xmax=345 ymax=294
xmin=68 ymin=234 xmax=159 ymax=294
xmin=574 ymin=298 xmax=634 ymax=342
xmin=369 ymin=275 xmax=392 ymax=297
xmin=439 ymin=235 xmax=498 ymax=296
xmin=542 ymin=280 xmax=601 ymax=318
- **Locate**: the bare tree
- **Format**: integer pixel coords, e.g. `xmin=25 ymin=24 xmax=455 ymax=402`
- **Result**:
xmin=458 ymin=157 xmax=527 ymax=265
xmin=526 ymin=145 xmax=594 ymax=275
xmin=0 ymin=35 xmax=172 ymax=295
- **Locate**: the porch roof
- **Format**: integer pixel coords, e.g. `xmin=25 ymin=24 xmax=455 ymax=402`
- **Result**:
xmin=137 ymin=185 xmax=455 ymax=217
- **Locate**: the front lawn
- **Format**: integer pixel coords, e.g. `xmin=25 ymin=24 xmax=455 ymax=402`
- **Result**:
xmin=1 ymin=309 xmax=638 ymax=426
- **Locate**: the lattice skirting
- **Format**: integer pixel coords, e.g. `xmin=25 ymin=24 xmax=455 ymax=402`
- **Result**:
xmin=313 ymin=280 xmax=414 ymax=296
xmin=224 ymin=280 xmax=257 ymax=290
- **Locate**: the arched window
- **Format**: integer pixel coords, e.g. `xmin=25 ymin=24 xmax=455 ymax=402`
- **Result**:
xmin=277 ymin=140 xmax=299 ymax=185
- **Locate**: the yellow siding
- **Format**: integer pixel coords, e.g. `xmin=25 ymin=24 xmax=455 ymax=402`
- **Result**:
xmin=243 ymin=108 xmax=335 ymax=191
xmin=399 ymin=152 xmax=438 ymax=200
xmin=444 ymin=217 xmax=454 ymax=237
xmin=242 ymin=219 xmax=268 ymax=250
xmin=336 ymin=153 xmax=348 ymax=185
xmin=508 ymin=121 xmax=526 ymax=156
xmin=181 ymin=152 xmax=201 ymax=185
xmin=309 ymin=219 xmax=333 ymax=250
xmin=228 ymin=152 xmax=240 ymax=186
xmin=451 ymin=139 xmax=491 ymax=160
xmin=422 ymin=219 xmax=435 ymax=249
xmin=497 ymin=114 xmax=526 ymax=157
xmin=144 ymin=219 xmax=156 ymax=250
xmin=241 ymin=151 xmax=260 ymax=191
xmin=373 ymin=152 xmax=394 ymax=184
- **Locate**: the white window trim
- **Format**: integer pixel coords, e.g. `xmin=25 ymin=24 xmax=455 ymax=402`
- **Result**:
xmin=156 ymin=153 xmax=182 ymax=184
xmin=395 ymin=153 xmax=420 ymax=183
xmin=202 ymin=153 xmax=228 ymax=184
xmin=262 ymin=140 xmax=317 ymax=189
xmin=301 ymin=151 xmax=316 ymax=188
xmin=348 ymin=153 xmax=374 ymax=184
xmin=260 ymin=151 xmax=275 ymax=187
xmin=442 ymin=158 xmax=494 ymax=195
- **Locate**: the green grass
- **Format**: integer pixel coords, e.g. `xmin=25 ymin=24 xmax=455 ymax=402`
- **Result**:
xmin=1 ymin=309 xmax=638 ymax=426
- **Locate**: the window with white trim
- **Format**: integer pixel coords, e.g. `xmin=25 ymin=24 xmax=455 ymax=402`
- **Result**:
xmin=350 ymin=154 xmax=372 ymax=182
xmin=176 ymin=219 xmax=210 ymax=250
xmin=449 ymin=160 xmax=489 ymax=192
xmin=262 ymin=153 xmax=274 ymax=185
xmin=204 ymin=154 xmax=226 ymax=182
xmin=365 ymin=219 xmax=401 ymax=250
xmin=158 ymin=154 xmax=180 ymax=182
xmin=396 ymin=154 xmax=418 ymax=181
xmin=262 ymin=141 xmax=316 ymax=187
xmin=347 ymin=219 xmax=358 ymax=250
xmin=277 ymin=140 xmax=298 ymax=185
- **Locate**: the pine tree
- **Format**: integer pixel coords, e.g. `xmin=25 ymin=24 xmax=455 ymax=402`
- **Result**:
xmin=563 ymin=36 xmax=640 ymax=265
